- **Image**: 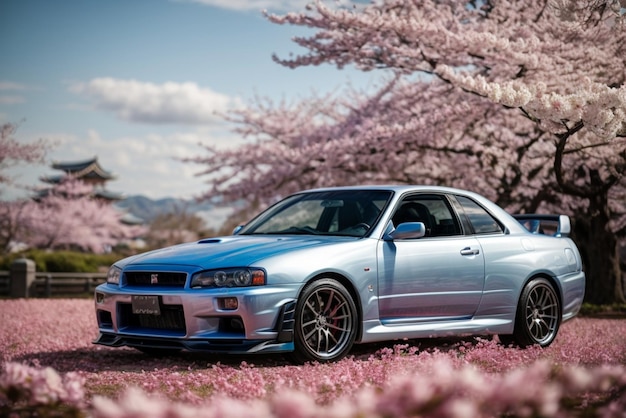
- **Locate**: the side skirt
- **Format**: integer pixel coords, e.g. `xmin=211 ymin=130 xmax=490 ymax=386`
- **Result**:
xmin=359 ymin=317 xmax=513 ymax=344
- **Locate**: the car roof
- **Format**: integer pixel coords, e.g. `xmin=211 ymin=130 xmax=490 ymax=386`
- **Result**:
xmin=300 ymin=184 xmax=480 ymax=197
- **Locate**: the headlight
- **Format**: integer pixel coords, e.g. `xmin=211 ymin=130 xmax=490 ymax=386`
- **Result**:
xmin=107 ymin=265 xmax=121 ymax=285
xmin=191 ymin=268 xmax=265 ymax=288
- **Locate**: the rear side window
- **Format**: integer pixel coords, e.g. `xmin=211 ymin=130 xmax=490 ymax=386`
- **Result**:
xmin=455 ymin=195 xmax=503 ymax=235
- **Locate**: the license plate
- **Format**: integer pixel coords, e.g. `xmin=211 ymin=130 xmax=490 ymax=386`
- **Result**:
xmin=132 ymin=295 xmax=161 ymax=315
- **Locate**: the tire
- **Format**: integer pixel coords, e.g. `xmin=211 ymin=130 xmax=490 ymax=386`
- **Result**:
xmin=290 ymin=278 xmax=358 ymax=364
xmin=505 ymin=277 xmax=561 ymax=347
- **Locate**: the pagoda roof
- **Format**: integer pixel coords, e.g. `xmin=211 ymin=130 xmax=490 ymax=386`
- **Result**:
xmin=120 ymin=212 xmax=145 ymax=225
xmin=39 ymin=174 xmax=64 ymax=185
xmin=51 ymin=157 xmax=116 ymax=180
xmin=32 ymin=187 xmax=124 ymax=201
xmin=94 ymin=189 xmax=124 ymax=201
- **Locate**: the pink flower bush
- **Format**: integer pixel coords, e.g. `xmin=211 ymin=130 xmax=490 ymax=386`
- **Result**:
xmin=0 ymin=362 xmax=85 ymax=417
xmin=1 ymin=299 xmax=625 ymax=417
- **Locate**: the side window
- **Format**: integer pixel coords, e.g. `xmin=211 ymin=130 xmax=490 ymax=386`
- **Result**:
xmin=455 ymin=195 xmax=503 ymax=234
xmin=392 ymin=194 xmax=461 ymax=237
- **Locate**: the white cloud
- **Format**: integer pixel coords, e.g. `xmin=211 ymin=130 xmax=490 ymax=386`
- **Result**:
xmin=3 ymin=126 xmax=245 ymax=201
xmin=70 ymin=78 xmax=240 ymax=126
xmin=0 ymin=81 xmax=29 ymax=91
xmin=0 ymin=96 xmax=25 ymax=105
xmin=58 ymin=128 xmax=244 ymax=199
xmin=97 ymin=132 xmax=234 ymax=199
xmin=67 ymin=130 xmax=199 ymax=197
xmin=0 ymin=81 xmax=33 ymax=106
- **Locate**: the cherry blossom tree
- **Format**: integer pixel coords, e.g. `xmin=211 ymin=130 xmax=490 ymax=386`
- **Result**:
xmin=17 ymin=178 xmax=144 ymax=253
xmin=0 ymin=123 xmax=51 ymax=252
xmin=0 ymin=199 xmax=29 ymax=253
xmin=189 ymin=0 xmax=625 ymax=304
xmin=145 ymin=210 xmax=210 ymax=249
xmin=0 ymin=123 xmax=49 ymax=187
xmin=0 ymin=125 xmax=143 ymax=254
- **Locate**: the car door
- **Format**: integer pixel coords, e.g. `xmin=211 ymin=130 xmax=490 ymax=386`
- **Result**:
xmin=377 ymin=194 xmax=485 ymax=324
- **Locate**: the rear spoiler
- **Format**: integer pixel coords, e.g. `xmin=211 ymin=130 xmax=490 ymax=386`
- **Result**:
xmin=513 ymin=214 xmax=571 ymax=238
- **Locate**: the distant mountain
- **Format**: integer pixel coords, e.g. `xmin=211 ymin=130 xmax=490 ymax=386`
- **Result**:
xmin=115 ymin=195 xmax=235 ymax=230
xmin=115 ymin=196 xmax=183 ymax=222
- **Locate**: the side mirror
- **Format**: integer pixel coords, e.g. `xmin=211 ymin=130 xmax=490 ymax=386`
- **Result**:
xmin=385 ymin=222 xmax=426 ymax=240
xmin=232 ymin=225 xmax=244 ymax=235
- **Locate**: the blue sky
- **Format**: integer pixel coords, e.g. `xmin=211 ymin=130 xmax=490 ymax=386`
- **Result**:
xmin=1 ymin=0 xmax=375 ymax=200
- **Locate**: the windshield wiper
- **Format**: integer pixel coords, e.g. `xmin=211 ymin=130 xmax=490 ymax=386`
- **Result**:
xmin=249 ymin=226 xmax=321 ymax=235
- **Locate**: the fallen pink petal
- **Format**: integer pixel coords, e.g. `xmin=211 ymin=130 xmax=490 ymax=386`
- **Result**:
xmin=1 ymin=299 xmax=625 ymax=417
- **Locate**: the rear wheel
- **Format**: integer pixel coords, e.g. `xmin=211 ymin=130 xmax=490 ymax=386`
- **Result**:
xmin=503 ymin=277 xmax=561 ymax=347
xmin=290 ymin=278 xmax=358 ymax=364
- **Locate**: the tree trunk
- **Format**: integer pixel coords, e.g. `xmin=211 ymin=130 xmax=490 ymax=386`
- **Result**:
xmin=572 ymin=194 xmax=626 ymax=304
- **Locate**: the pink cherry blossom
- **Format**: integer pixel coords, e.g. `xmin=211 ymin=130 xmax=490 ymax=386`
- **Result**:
xmin=185 ymin=0 xmax=626 ymax=305
xmin=13 ymin=177 xmax=145 ymax=253
xmin=0 ymin=123 xmax=49 ymax=186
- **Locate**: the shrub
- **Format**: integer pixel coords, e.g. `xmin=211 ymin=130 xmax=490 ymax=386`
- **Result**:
xmin=0 ymin=250 xmax=120 ymax=272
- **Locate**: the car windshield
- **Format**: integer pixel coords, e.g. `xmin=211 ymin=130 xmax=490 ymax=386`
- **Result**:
xmin=239 ymin=190 xmax=393 ymax=237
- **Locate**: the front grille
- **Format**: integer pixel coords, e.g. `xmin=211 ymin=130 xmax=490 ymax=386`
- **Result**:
xmin=119 ymin=303 xmax=186 ymax=332
xmin=125 ymin=271 xmax=187 ymax=287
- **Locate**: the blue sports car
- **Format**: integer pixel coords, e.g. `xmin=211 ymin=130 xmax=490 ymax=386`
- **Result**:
xmin=94 ymin=186 xmax=585 ymax=363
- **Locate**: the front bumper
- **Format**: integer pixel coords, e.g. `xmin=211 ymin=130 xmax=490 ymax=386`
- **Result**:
xmin=93 ymin=283 xmax=298 ymax=354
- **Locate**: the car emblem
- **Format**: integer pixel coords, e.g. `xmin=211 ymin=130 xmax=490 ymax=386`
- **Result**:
xmin=151 ymin=274 xmax=158 ymax=284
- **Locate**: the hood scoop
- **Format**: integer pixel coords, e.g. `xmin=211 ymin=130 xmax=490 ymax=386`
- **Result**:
xmin=198 ymin=238 xmax=222 ymax=244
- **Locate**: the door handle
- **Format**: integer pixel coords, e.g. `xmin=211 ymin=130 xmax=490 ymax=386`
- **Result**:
xmin=460 ymin=247 xmax=480 ymax=256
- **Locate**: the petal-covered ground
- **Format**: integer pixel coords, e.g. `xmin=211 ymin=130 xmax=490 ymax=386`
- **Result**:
xmin=1 ymin=298 xmax=625 ymax=417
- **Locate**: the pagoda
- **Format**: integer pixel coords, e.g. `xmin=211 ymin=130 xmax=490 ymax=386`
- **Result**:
xmin=39 ymin=157 xmax=124 ymax=201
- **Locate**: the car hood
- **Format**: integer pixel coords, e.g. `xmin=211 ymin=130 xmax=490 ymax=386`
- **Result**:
xmin=118 ymin=235 xmax=360 ymax=270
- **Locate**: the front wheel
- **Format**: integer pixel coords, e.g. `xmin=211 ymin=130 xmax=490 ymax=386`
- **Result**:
xmin=504 ymin=277 xmax=561 ymax=347
xmin=290 ymin=278 xmax=358 ymax=364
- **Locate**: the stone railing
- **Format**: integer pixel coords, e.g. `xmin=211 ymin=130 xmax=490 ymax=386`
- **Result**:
xmin=0 ymin=259 xmax=106 ymax=298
